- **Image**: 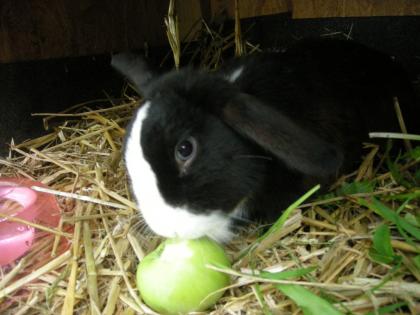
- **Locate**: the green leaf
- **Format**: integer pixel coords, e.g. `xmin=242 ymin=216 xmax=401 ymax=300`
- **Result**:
xmin=336 ymin=181 xmax=374 ymax=196
xmin=387 ymin=155 xmax=414 ymax=188
xmin=237 ymin=185 xmax=321 ymax=260
xmin=385 ymin=190 xmax=420 ymax=201
xmin=405 ymin=146 xmax=420 ymax=159
xmin=276 ymin=284 xmax=343 ymax=315
xmin=261 ymin=185 xmax=321 ymax=241
xmin=259 ymin=267 xmax=316 ymax=281
xmin=402 ymin=254 xmax=420 ymax=281
xmin=414 ymin=255 xmax=420 ymax=270
xmin=358 ymin=197 xmax=420 ymax=241
xmin=405 ymin=213 xmax=420 ymax=227
xmin=364 ymin=302 xmax=406 ymax=315
xmin=415 ymin=169 xmax=420 ymax=182
xmin=318 ymin=192 xmax=336 ymax=200
xmin=369 ymin=224 xmax=395 ymax=264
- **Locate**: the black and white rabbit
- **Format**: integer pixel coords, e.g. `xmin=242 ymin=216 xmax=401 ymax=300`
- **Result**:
xmin=112 ymin=39 xmax=418 ymax=242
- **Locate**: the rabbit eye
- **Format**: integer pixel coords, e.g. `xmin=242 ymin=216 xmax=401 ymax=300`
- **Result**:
xmin=175 ymin=137 xmax=198 ymax=165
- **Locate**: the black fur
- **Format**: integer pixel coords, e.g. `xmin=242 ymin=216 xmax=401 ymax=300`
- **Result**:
xmin=114 ymin=38 xmax=418 ymax=225
xmin=138 ymin=73 xmax=267 ymax=215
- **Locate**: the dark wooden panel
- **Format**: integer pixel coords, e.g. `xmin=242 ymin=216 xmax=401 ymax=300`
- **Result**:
xmin=177 ymin=0 xmax=203 ymax=40
xmin=211 ymin=0 xmax=290 ymax=19
xmin=0 ymin=0 xmax=169 ymax=62
xmin=292 ymin=0 xmax=420 ymax=18
xmin=2 ymin=0 xmax=419 ymax=62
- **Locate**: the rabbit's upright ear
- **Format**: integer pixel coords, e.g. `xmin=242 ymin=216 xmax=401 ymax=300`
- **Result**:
xmin=111 ymin=53 xmax=156 ymax=93
xmin=221 ymin=94 xmax=344 ymax=177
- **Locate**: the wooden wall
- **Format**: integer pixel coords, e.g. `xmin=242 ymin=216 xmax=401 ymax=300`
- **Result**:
xmin=292 ymin=0 xmax=420 ymax=18
xmin=0 ymin=0 xmax=169 ymax=63
xmin=210 ymin=0 xmax=290 ymax=19
xmin=210 ymin=0 xmax=420 ymax=19
xmin=1 ymin=0 xmax=419 ymax=63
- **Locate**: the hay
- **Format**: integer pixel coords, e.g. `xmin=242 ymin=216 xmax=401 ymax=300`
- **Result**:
xmin=1 ymin=94 xmax=419 ymax=315
xmin=165 ymin=0 xmax=180 ymax=69
xmin=1 ymin=3 xmax=419 ymax=315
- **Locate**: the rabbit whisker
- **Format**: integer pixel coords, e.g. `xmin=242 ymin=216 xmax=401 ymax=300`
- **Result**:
xmin=225 ymin=212 xmax=257 ymax=224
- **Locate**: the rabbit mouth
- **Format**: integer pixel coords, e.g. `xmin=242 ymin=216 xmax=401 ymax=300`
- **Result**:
xmin=135 ymin=198 xmax=247 ymax=243
xmin=142 ymin=206 xmax=234 ymax=242
xmin=137 ymin=200 xmax=246 ymax=242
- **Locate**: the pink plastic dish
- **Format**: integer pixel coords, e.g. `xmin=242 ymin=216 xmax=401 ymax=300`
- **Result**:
xmin=0 ymin=178 xmax=61 ymax=266
xmin=0 ymin=186 xmax=38 ymax=222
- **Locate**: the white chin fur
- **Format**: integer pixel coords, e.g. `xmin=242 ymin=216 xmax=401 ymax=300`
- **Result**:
xmin=125 ymin=101 xmax=233 ymax=243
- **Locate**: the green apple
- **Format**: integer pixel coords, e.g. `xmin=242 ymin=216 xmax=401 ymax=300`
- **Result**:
xmin=136 ymin=237 xmax=231 ymax=314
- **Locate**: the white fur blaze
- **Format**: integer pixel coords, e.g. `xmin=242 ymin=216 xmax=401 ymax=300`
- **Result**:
xmin=124 ymin=101 xmax=233 ymax=242
xmin=227 ymin=66 xmax=244 ymax=83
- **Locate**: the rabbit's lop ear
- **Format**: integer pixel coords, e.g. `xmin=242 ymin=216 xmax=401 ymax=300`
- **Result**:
xmin=222 ymin=94 xmax=344 ymax=177
xmin=111 ymin=53 xmax=156 ymax=93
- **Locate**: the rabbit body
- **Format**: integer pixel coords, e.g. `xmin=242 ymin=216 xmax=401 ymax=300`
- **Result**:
xmin=113 ymin=39 xmax=417 ymax=241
